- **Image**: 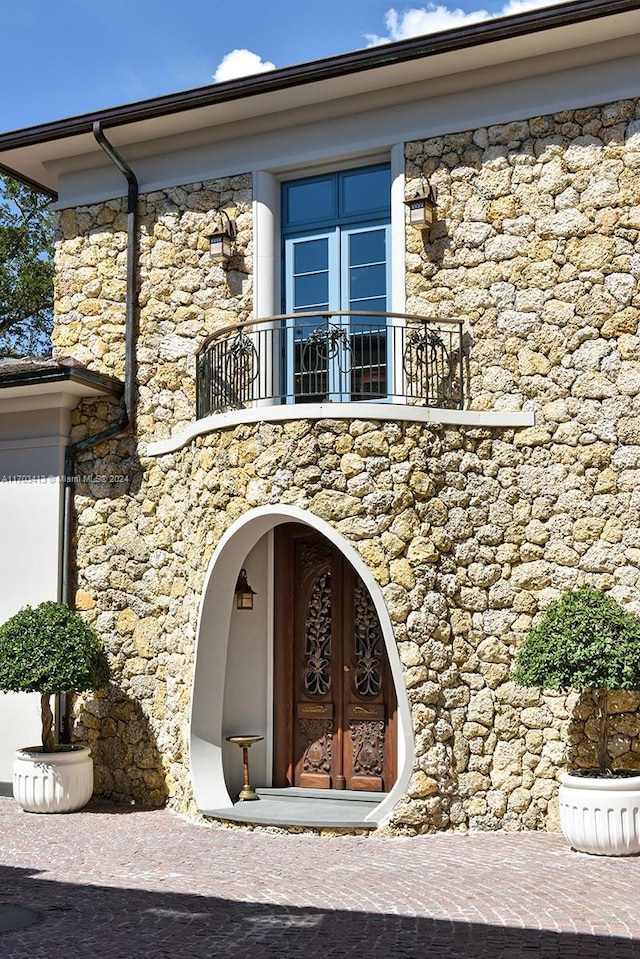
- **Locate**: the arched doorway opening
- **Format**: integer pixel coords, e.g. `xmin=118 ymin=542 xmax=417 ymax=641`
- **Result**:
xmin=190 ymin=506 xmax=413 ymax=826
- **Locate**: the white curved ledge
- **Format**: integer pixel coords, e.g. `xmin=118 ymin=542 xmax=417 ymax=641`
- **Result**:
xmin=145 ymin=403 xmax=535 ymax=456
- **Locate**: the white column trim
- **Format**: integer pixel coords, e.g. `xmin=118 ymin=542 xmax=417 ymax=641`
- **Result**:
xmin=390 ymin=142 xmax=406 ymax=317
xmin=253 ymin=169 xmax=280 ymax=318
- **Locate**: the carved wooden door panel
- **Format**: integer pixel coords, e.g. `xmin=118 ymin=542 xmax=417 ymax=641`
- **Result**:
xmin=274 ymin=525 xmax=396 ymax=792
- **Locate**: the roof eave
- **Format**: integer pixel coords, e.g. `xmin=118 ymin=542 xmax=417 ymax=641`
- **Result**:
xmin=0 ymin=363 xmax=124 ymax=396
xmin=0 ymin=0 xmax=636 ymax=159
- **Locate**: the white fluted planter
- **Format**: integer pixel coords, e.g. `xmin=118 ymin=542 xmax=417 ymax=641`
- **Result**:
xmin=559 ymin=771 xmax=640 ymax=856
xmin=13 ymin=745 xmax=93 ymax=813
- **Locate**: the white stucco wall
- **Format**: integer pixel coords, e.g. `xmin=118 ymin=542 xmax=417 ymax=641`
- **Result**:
xmin=0 ymin=401 xmax=69 ymax=785
xmin=221 ymin=535 xmax=271 ymax=798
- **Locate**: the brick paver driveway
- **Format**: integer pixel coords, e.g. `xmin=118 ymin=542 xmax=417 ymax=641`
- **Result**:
xmin=1 ymin=796 xmax=639 ymax=958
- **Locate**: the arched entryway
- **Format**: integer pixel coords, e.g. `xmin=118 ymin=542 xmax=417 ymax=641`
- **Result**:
xmin=190 ymin=506 xmax=413 ymax=826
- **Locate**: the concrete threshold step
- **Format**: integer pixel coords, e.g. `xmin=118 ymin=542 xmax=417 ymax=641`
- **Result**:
xmin=201 ymin=788 xmax=388 ymax=830
xmin=256 ymin=787 xmax=386 ymax=803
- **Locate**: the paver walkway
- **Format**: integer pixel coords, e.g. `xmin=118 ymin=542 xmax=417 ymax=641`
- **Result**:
xmin=1 ymin=796 xmax=639 ymax=958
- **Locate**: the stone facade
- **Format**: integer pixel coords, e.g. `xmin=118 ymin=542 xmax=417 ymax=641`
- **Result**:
xmin=53 ymin=97 xmax=640 ymax=833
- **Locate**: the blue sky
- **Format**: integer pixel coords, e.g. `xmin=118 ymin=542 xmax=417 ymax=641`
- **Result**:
xmin=1 ymin=0 xmax=573 ymax=133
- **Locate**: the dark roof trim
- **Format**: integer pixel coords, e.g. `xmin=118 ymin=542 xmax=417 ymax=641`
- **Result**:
xmin=0 ymin=161 xmax=57 ymax=199
xmin=0 ymin=359 xmax=124 ymax=395
xmin=0 ymin=0 xmax=636 ymax=156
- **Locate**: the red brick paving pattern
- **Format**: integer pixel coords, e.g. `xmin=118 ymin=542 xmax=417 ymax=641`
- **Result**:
xmin=0 ymin=797 xmax=639 ymax=958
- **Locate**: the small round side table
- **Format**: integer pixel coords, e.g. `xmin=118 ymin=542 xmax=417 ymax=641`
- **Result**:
xmin=226 ymin=735 xmax=264 ymax=801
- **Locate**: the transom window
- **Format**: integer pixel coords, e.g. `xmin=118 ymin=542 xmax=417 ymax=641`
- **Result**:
xmin=283 ymin=165 xmax=391 ymax=228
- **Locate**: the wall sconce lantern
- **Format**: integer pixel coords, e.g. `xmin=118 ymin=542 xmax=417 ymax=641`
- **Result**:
xmin=235 ymin=568 xmax=256 ymax=610
xmin=209 ymin=209 xmax=236 ymax=266
xmin=404 ymin=178 xmax=438 ymax=232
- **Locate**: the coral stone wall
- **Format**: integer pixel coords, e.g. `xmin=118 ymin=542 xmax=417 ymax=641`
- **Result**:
xmin=52 ymin=99 xmax=640 ymax=833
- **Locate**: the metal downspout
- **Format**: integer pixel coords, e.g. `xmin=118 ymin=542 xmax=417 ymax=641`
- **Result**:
xmin=58 ymin=122 xmax=139 ymax=741
xmin=91 ymin=121 xmax=138 ymax=425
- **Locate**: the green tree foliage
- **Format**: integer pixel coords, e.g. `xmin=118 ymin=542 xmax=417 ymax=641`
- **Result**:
xmin=0 ymin=175 xmax=54 ymax=357
xmin=0 ymin=601 xmax=111 ymax=752
xmin=513 ymin=586 xmax=640 ymax=692
xmin=514 ymin=586 xmax=640 ymax=772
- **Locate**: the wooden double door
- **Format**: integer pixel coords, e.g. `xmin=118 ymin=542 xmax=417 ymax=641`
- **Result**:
xmin=274 ymin=525 xmax=396 ymax=792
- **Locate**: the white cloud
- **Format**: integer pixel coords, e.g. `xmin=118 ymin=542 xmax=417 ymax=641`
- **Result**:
xmin=213 ymin=49 xmax=276 ymax=83
xmin=366 ymin=0 xmax=573 ymax=44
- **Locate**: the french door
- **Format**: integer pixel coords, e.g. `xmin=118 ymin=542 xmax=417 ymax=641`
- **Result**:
xmin=282 ymin=165 xmax=391 ymax=403
xmin=274 ymin=526 xmax=397 ymax=792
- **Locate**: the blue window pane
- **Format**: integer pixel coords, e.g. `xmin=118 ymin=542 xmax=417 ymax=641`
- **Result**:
xmin=294 ymin=273 xmax=329 ymax=310
xmin=349 ymin=264 xmax=386 ymax=301
xmin=294 ymin=238 xmax=328 ymax=274
xmin=285 ymin=178 xmax=335 ymax=226
xmin=341 ymin=167 xmax=391 ymax=217
xmin=349 ymin=296 xmax=386 ymax=318
xmin=349 ymin=230 xmax=386 ymax=267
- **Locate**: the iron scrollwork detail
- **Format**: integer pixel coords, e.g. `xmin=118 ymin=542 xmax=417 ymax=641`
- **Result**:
xmin=301 ymin=321 xmax=351 ymax=375
xmin=303 ymin=571 xmax=332 ymax=695
xmin=403 ymin=323 xmax=459 ymax=407
xmin=402 ymin=325 xmax=446 ymax=375
xmin=352 ymin=580 xmax=383 ymax=697
xmin=224 ymin=328 xmax=259 ymax=389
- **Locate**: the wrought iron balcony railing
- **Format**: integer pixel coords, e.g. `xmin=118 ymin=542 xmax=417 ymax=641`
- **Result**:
xmin=196 ymin=311 xmax=463 ymax=419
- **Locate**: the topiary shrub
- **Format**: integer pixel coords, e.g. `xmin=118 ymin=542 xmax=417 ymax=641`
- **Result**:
xmin=0 ymin=601 xmax=111 ymax=753
xmin=513 ymin=586 xmax=640 ymax=774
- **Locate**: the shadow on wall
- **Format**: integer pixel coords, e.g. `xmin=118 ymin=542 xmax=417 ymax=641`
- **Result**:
xmin=566 ymin=689 xmax=640 ymax=772
xmin=71 ymin=410 xmax=144 ymax=502
xmin=74 ymin=685 xmax=169 ymax=807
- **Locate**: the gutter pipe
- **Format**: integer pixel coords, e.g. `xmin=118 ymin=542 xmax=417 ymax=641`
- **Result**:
xmin=58 ymin=122 xmax=139 ymax=740
xmin=91 ymin=121 xmax=138 ymax=426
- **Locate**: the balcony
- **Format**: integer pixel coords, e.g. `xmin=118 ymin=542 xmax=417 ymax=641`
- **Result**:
xmin=196 ymin=311 xmax=463 ymax=420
